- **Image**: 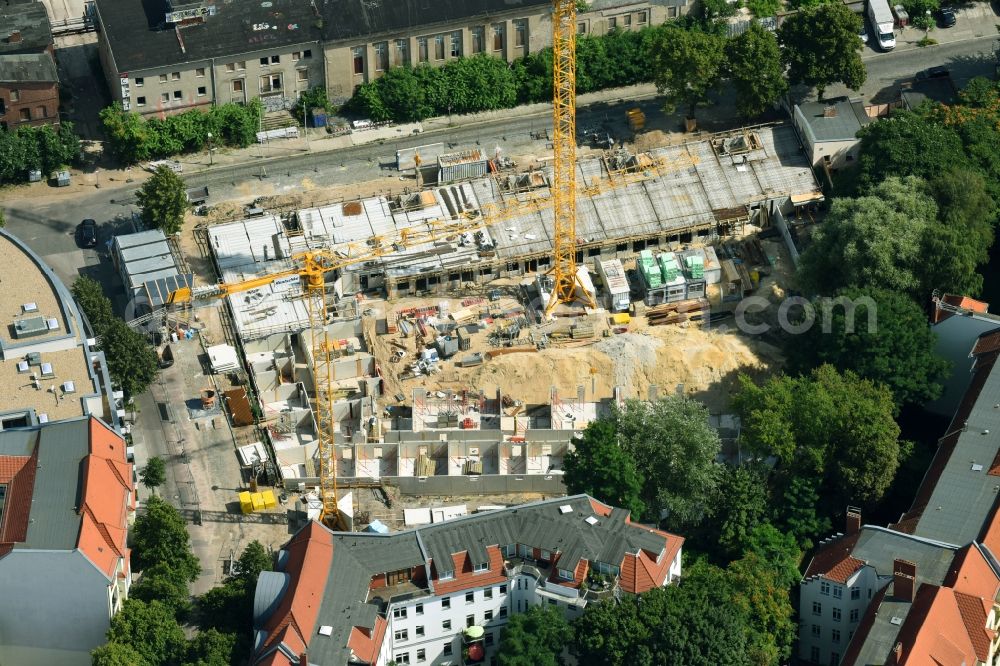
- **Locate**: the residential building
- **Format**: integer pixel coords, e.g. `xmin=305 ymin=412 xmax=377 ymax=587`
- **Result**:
xmin=0 ymin=1 xmax=59 ymax=129
xmin=0 ymin=229 xmax=117 ymax=430
xmin=251 ymin=495 xmax=684 ymax=665
xmin=792 ymin=97 xmax=874 ymax=170
xmin=797 ymin=326 xmax=1000 ymax=664
xmin=94 ymin=0 xmax=688 ymax=115
xmin=926 ymin=293 xmax=1000 ymax=417
xmin=0 ymin=416 xmax=135 ymax=665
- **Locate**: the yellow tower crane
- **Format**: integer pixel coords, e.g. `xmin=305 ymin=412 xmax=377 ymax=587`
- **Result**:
xmin=547 ymin=0 xmax=595 ymax=314
xmin=168 ymin=218 xmax=487 ymax=529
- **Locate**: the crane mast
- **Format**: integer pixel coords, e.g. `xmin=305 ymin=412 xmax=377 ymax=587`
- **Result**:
xmin=548 ymin=0 xmax=595 ymax=313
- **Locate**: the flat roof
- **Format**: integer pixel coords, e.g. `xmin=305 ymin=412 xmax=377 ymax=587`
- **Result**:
xmin=0 ymin=233 xmax=71 ymax=347
xmin=0 ymin=3 xmax=52 ymax=55
xmin=796 ymin=97 xmax=872 ymax=143
xmin=0 ymin=52 xmax=59 ymax=83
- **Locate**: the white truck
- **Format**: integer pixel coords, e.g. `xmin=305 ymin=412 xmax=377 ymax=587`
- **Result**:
xmin=867 ymin=0 xmax=896 ymax=51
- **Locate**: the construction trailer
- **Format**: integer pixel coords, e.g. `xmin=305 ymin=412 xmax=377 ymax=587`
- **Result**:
xmin=596 ymin=258 xmax=630 ymax=312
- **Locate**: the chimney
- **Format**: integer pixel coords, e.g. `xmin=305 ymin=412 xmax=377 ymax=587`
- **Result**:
xmin=892 ymin=642 xmax=903 ymax=664
xmin=846 ymin=506 xmax=861 ymax=535
xmin=893 ymin=558 xmax=916 ymax=602
xmin=299 ymin=652 xmax=308 ymax=666
xmin=8 ymin=30 xmax=22 ymax=44
xmin=823 ymin=104 xmax=838 ymax=118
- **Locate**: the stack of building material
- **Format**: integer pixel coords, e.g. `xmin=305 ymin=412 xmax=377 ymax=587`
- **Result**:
xmin=639 ymin=250 xmax=662 ymax=288
xmin=685 ymin=254 xmax=705 ymax=279
xmin=207 ymin=344 xmax=240 ymax=373
xmin=570 ymin=322 xmax=594 ymax=339
xmin=646 ymin=299 xmax=709 ymax=326
xmin=416 ymin=454 xmax=436 ymax=476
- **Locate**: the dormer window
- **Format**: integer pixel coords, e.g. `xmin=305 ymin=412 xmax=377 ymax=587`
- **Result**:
xmin=558 ymin=568 xmax=574 ymax=580
xmin=439 ymin=570 xmax=454 ymax=581
xmin=473 ymin=562 xmax=489 ymax=573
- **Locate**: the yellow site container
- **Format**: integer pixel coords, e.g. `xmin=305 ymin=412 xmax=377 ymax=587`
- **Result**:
xmin=261 ymin=489 xmax=277 ymax=509
xmin=239 ymin=491 xmax=253 ymax=514
xmin=610 ymin=313 xmax=631 ymax=326
xmin=251 ymin=492 xmax=265 ymax=512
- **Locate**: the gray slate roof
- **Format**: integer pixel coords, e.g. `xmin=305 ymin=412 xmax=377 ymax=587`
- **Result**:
xmin=0 ymin=2 xmax=53 ymax=55
xmin=0 ymin=52 xmax=58 ymax=83
xmin=796 ymin=97 xmax=871 ymax=143
xmin=914 ymin=356 xmax=1000 ymax=545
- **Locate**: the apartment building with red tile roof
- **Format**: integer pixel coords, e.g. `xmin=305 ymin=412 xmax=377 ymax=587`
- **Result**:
xmin=0 ymin=416 xmax=134 ymax=665
xmin=251 ymin=495 xmax=683 ymax=666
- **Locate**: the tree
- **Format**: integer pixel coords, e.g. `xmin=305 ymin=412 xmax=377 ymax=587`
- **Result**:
xmin=196 ymin=541 xmax=272 ymax=636
xmin=563 ymin=420 xmax=646 ymax=518
xmin=775 ymin=476 xmax=831 ymax=549
xmin=183 ymin=629 xmax=237 ymax=666
xmin=137 ymin=165 xmax=188 ymax=235
xmin=735 ymin=365 xmax=906 ymax=516
xmin=572 ymin=586 xmax=668 ymax=666
xmin=725 ymin=23 xmax=787 ymax=119
xmin=0 ymin=208 xmax=5 ymax=228
xmin=713 ymin=464 xmax=770 ymax=561
xmin=131 ymin=495 xmax=201 ymax=580
xmin=649 ymin=24 xmax=727 ymax=121
xmin=71 ymin=276 xmax=115 ymax=335
xmin=140 ymin=456 xmax=166 ymax=493
xmin=497 ymin=604 xmax=572 ymax=666
xmin=745 ymin=523 xmax=802 ymax=589
xmin=230 ymin=540 xmax=273 ymax=591
xmin=797 ymin=176 xmax=938 ymax=296
xmin=856 ymin=111 xmax=967 ymax=191
xmin=613 ymin=397 xmax=722 ymax=531
xmin=728 ymin=552 xmax=796 ymax=666
xmin=779 ymin=3 xmax=865 ymax=100
xmin=106 ymin=599 xmax=186 ymax=666
xmin=92 ymin=642 xmax=150 ymax=666
xmin=130 ymin=561 xmax=193 ymax=616
xmin=788 ymin=288 xmax=950 ymax=408
xmin=99 ymin=318 xmax=159 ymax=398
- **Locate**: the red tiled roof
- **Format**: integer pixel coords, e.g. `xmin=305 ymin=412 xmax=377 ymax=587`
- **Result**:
xmin=347 ymin=616 xmax=387 ymax=665
xmin=803 ymin=532 xmax=863 ymax=580
xmin=0 ymin=441 xmax=39 ymax=550
xmin=261 ymin=521 xmax=334 ymax=657
xmin=943 ymin=294 xmax=989 ymax=313
xmin=618 ymin=526 xmax=683 ymax=594
xmin=588 ymin=497 xmax=614 ymax=518
xmin=891 ymin=586 xmax=979 ymax=666
xmin=953 ymin=590 xmax=994 ymax=662
xmin=973 ymin=330 xmax=1000 ymax=357
xmin=77 ymin=418 xmax=133 ymax=579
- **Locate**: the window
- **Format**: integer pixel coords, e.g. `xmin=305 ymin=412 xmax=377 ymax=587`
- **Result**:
xmin=558 ymin=568 xmax=574 ymax=580
xmin=394 ymin=39 xmax=408 ymax=66
xmin=498 ymin=606 xmax=507 ymax=618
xmin=540 ymin=550 xmax=551 ymax=561
xmin=514 ymin=19 xmax=526 ymax=47
xmin=850 ymin=608 xmax=859 ymax=623
xmin=226 ymin=62 xmax=236 ymax=72
xmin=375 ymin=41 xmax=389 ymax=70
xmin=484 ymin=610 xmax=493 ymax=621
xmin=271 ymin=55 xmax=280 ymax=64
xmin=831 ymin=652 xmax=840 ymax=665
xmin=466 ymin=591 xmax=475 ymax=604
xmin=415 ymin=626 xmax=424 ymax=637
xmin=810 ymin=647 xmax=820 ymax=663
xmin=135 ymin=76 xmax=144 ymax=86
xmin=492 ymin=23 xmax=504 ymax=50
xmin=466 ymin=615 xmax=475 ymax=628
xmin=499 ymin=584 xmax=507 ymax=595
xmin=638 ymin=10 xmax=648 ymax=23
xmin=237 ymin=61 xmax=246 ymax=70
xmin=260 ymin=57 xmax=268 ymax=66
xmin=197 ymin=86 xmax=206 ymax=96
xmin=395 ymin=655 xmax=409 ymax=665
xmin=393 ymin=608 xmax=407 ymax=619
xmin=577 ymin=21 xmax=586 ymax=33
xmin=812 ymin=602 xmax=822 ymax=616
xmin=851 ymin=587 xmax=860 ymax=600
xmin=484 ymin=588 xmax=493 ymax=600
xmin=304 ymin=49 xmax=311 ymax=58
xmin=434 ymin=35 xmax=445 ymax=60
xmin=833 ymin=586 xmax=843 ymax=599
xmin=439 ymin=570 xmax=454 ymax=581
xmin=473 ymin=563 xmax=489 ymax=573
xmin=471 ymin=26 xmax=484 ymax=53
xmin=415 ymin=603 xmax=423 ymax=616
xmin=442 ymin=619 xmax=452 ymax=631
xmin=667 ymin=6 xmax=678 ymax=17
xmin=292 ymin=51 xmax=302 ymax=60
xmin=19 ymin=108 xmax=30 ymax=121
xmin=833 ymin=608 xmax=841 ymax=622
xmin=159 ymin=74 xmax=168 ymax=83
xmin=195 ymin=67 xmax=205 ymax=77
xmin=394 ymin=629 xmax=408 ymax=642
xmin=352 ymin=47 xmax=364 ymax=74
xmin=442 ymin=597 xmax=451 ymax=609
xmin=171 ymin=71 xmax=180 ymax=80
xmin=623 ymin=14 xmax=631 ymax=27
xmin=811 ymin=624 xmax=820 ymax=638
xmin=820 ymin=582 xmax=830 ymax=596
xmin=485 ymin=632 xmax=494 ymax=647
xmin=548 ymin=599 xmax=557 ymax=606
xmin=259 ymin=73 xmax=282 ymax=93
xmin=296 ymin=69 xmax=308 ymax=82
xmin=136 ymin=96 xmax=146 ymax=106
xmin=450 ymin=31 xmax=461 ymax=57
xmin=417 ymin=37 xmax=428 ymax=62
xmin=161 ymin=92 xmax=170 ymax=102
xmin=232 ymin=79 xmax=244 ymax=92
xmin=172 ymin=90 xmax=182 ymax=100
xmin=416 ymin=649 xmax=425 ymax=663
xmin=608 ymin=16 xmax=616 ymax=29
xmin=443 ymin=644 xmax=453 ymax=656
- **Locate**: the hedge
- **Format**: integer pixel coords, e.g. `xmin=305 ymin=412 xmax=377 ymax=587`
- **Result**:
xmin=0 ymin=123 xmax=81 ymax=185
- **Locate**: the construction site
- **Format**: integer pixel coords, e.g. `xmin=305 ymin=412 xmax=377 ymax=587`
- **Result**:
xmin=147 ymin=116 xmax=821 ymax=532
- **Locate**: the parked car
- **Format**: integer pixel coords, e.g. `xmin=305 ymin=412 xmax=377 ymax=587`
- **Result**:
xmin=915 ymin=66 xmax=950 ymax=81
xmin=859 ymin=25 xmax=868 ymax=44
xmin=77 ymin=219 xmax=97 ymax=248
xmin=937 ymin=6 xmax=956 ymax=27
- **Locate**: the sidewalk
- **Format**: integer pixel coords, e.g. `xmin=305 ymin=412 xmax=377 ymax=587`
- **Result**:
xmin=881 ymin=2 xmax=999 ymax=54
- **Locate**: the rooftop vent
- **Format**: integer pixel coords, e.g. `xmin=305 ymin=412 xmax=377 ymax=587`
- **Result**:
xmin=40 ymin=362 xmax=54 ymax=377
xmin=559 ymin=505 xmax=572 ymax=514
xmin=973 ymin=463 xmax=985 ymax=472
xmin=823 ymin=105 xmax=839 ymax=118
xmin=318 ymin=625 xmax=333 ymax=636
xmin=21 ymin=302 xmax=37 ymax=313
xmin=62 ymin=381 xmax=75 ymax=394
xmin=890 ymin=616 xmax=903 ymax=626
xmin=585 ymin=516 xmax=599 ymax=526
xmin=13 ymin=317 xmax=49 ymax=339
